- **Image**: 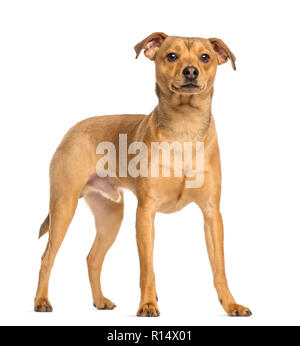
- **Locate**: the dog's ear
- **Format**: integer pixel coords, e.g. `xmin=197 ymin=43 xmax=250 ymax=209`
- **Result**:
xmin=209 ymin=38 xmax=236 ymax=70
xmin=134 ymin=32 xmax=168 ymax=60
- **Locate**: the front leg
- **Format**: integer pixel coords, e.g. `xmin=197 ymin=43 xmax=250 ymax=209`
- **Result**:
xmin=198 ymin=201 xmax=252 ymax=316
xmin=136 ymin=202 xmax=160 ymax=317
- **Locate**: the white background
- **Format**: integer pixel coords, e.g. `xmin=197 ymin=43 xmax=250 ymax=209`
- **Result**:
xmin=0 ymin=0 xmax=299 ymax=326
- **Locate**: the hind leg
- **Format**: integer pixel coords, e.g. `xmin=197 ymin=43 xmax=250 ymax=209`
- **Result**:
xmin=34 ymin=195 xmax=78 ymax=312
xmin=84 ymin=191 xmax=124 ymax=309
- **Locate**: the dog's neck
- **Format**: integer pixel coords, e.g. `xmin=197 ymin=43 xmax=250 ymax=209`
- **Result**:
xmin=153 ymin=83 xmax=213 ymax=141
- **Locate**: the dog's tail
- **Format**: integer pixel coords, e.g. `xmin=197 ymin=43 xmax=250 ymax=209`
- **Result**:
xmin=39 ymin=214 xmax=49 ymax=238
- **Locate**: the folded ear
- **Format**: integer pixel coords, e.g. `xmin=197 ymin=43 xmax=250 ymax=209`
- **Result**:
xmin=209 ymin=38 xmax=236 ymax=70
xmin=134 ymin=32 xmax=168 ymax=60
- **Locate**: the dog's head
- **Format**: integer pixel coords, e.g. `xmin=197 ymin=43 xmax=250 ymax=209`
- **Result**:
xmin=134 ymin=33 xmax=236 ymax=95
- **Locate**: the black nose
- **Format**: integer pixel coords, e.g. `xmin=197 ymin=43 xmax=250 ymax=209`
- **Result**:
xmin=182 ymin=66 xmax=199 ymax=81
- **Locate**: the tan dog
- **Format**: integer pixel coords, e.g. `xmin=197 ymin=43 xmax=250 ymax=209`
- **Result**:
xmin=34 ymin=32 xmax=251 ymax=317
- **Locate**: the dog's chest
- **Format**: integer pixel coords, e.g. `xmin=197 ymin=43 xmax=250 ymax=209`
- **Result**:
xmin=137 ymin=137 xmax=205 ymax=212
xmin=145 ymin=174 xmax=201 ymax=214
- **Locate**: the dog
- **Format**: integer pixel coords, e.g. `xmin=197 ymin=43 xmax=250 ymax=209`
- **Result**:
xmin=34 ymin=32 xmax=251 ymax=317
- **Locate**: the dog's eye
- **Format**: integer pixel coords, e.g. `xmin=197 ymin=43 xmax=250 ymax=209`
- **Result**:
xmin=200 ymin=54 xmax=210 ymax=63
xmin=166 ymin=53 xmax=178 ymax=62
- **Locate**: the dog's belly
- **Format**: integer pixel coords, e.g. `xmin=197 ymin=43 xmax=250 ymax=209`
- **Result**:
xmin=81 ymin=174 xmax=194 ymax=213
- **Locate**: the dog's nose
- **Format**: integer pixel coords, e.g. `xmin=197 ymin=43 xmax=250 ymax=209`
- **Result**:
xmin=182 ymin=66 xmax=199 ymax=81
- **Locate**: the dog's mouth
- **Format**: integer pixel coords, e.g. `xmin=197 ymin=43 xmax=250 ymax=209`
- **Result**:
xmin=180 ymin=83 xmax=200 ymax=89
xmin=170 ymin=82 xmax=205 ymax=94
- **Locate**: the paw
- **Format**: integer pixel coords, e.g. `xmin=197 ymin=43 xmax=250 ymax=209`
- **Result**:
xmin=137 ymin=302 xmax=160 ymax=317
xmin=226 ymin=303 xmax=252 ymax=317
xmin=34 ymin=298 xmax=53 ymax=312
xmin=93 ymin=297 xmax=116 ymax=310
